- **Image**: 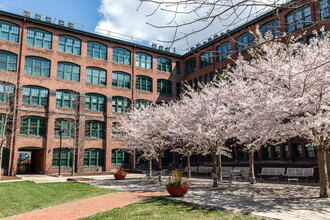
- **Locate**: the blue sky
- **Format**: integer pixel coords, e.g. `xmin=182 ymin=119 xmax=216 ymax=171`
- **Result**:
xmin=0 ymin=0 xmax=102 ymax=30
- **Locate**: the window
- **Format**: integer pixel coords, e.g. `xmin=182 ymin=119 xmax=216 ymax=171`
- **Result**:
xmin=136 ymin=99 xmax=151 ymax=109
xmin=305 ymin=143 xmax=315 ymax=158
xmin=112 ymin=122 xmax=121 ymax=138
xmin=136 ymin=75 xmax=152 ymax=92
xmin=24 ymin=57 xmax=50 ymax=77
xmin=216 ymin=42 xmax=231 ymax=61
xmin=236 ymin=32 xmax=253 ymax=53
xmin=185 ymin=58 xmax=196 ymax=75
xmin=56 ymin=90 xmax=78 ymax=109
xmin=111 ymin=149 xmax=129 ymax=165
xmin=52 ymin=148 xmax=72 ymax=168
xmin=176 ymin=82 xmax=181 ymax=97
xmin=286 ymin=5 xmax=311 ymax=32
xmin=283 ymin=144 xmax=290 ymax=159
xmin=260 ymin=20 xmax=280 ymax=38
xmin=210 ymin=72 xmax=214 ymax=81
xmin=86 ymin=94 xmax=106 ymax=112
xmin=87 ymin=41 xmax=107 ymax=60
xmin=26 ymin=28 xmax=52 ymax=49
xmin=0 ymin=82 xmax=14 ymax=103
xmin=54 ymin=118 xmax=74 ymax=138
xmin=20 ymin=116 xmax=47 ymax=136
xmin=320 ymin=0 xmax=330 ymax=19
xmin=136 ymin=53 xmax=152 ymax=69
xmin=113 ymin=47 xmax=131 ymax=65
xmin=0 ymin=50 xmax=17 ymax=72
xmin=112 ymin=71 xmax=131 ymax=89
xmin=86 ymin=67 xmax=106 ymax=85
xmin=84 ymin=149 xmax=104 ymax=167
xmin=112 ymin=96 xmax=131 ymax=113
xmin=176 ymin=61 xmax=181 ymax=74
xmin=273 ymin=146 xmax=281 ymax=159
xmin=204 ymin=74 xmax=209 ymax=83
xmin=157 ymin=79 xmax=172 ymax=95
xmin=293 ymin=144 xmax=303 ymax=159
xmin=200 ymin=51 xmax=213 ymax=69
xmin=193 ymin=78 xmax=198 ymax=91
xmin=58 ymin=35 xmax=81 ymax=55
xmin=157 ymin=57 xmax=172 ymax=73
xmin=85 ymin=121 xmax=105 ymax=139
xmin=57 ymin=62 xmax=80 ymax=81
xmin=0 ymin=20 xmax=19 ymax=42
xmin=263 ymin=146 xmax=271 ymax=159
xmin=22 ymin=86 xmax=48 ymax=106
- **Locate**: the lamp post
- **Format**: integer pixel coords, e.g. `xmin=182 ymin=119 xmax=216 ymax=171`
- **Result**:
xmin=58 ymin=129 xmax=63 ymax=177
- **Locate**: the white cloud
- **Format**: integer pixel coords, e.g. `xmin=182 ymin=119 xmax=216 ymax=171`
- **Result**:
xmin=96 ymin=0 xmax=275 ymax=53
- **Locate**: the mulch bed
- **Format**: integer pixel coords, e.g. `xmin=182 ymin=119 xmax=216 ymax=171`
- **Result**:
xmin=0 ymin=176 xmax=20 ymax=181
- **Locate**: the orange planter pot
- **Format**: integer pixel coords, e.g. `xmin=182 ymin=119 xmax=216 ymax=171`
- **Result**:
xmin=114 ymin=173 xmax=126 ymax=180
xmin=166 ymin=185 xmax=189 ymax=197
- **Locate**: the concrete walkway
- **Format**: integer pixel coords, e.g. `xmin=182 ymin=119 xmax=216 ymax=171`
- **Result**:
xmin=5 ymin=191 xmax=166 ymax=220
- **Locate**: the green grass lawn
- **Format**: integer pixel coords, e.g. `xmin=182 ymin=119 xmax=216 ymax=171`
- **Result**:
xmin=84 ymin=197 xmax=265 ymax=220
xmin=0 ymin=181 xmax=116 ymax=218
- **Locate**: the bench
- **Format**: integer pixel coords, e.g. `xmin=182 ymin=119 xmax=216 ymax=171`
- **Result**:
xmin=183 ymin=166 xmax=198 ymax=175
xmin=259 ymin=167 xmax=285 ymax=182
xmin=196 ymin=166 xmax=213 ymax=176
xmin=283 ymin=168 xmax=314 ymax=183
xmin=217 ymin=167 xmax=233 ymax=178
xmin=234 ymin=167 xmax=250 ymax=181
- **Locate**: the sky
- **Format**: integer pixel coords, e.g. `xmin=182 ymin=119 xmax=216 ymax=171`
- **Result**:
xmin=0 ymin=0 xmax=272 ymax=54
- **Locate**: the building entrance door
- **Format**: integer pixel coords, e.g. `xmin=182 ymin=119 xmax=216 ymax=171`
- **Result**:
xmin=17 ymin=147 xmax=45 ymax=174
xmin=17 ymin=150 xmax=32 ymax=173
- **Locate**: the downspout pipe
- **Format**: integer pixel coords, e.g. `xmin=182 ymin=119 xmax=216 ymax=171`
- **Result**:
xmin=10 ymin=17 xmax=25 ymax=175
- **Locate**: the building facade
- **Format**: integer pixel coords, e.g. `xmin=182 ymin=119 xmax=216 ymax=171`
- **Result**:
xmin=0 ymin=0 xmax=329 ymax=175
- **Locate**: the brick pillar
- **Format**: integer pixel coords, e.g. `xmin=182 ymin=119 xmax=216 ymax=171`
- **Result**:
xmin=76 ymin=93 xmax=85 ymax=173
xmin=105 ymin=96 xmax=112 ymax=172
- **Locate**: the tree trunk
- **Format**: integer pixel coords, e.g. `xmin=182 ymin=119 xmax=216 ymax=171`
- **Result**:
xmin=326 ymin=150 xmax=330 ymax=183
xmin=187 ymin=153 xmax=191 ymax=179
xmin=158 ymin=155 xmax=162 ymax=184
xmin=148 ymin=159 xmax=152 ymax=178
xmin=249 ymin=150 xmax=256 ymax=184
xmin=212 ymin=155 xmax=217 ymax=187
xmin=316 ymin=149 xmax=330 ymax=198
xmin=0 ymin=146 xmax=3 ymax=179
xmin=217 ymin=154 xmax=222 ymax=181
xmin=71 ymin=148 xmax=76 ymax=176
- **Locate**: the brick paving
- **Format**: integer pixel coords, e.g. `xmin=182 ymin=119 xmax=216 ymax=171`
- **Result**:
xmin=5 ymin=191 xmax=166 ymax=220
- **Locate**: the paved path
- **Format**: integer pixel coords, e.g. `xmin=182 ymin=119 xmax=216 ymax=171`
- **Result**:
xmin=5 ymin=191 xmax=166 ymax=220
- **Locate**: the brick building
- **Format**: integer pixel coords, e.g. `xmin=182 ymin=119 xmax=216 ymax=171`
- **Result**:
xmin=0 ymin=0 xmax=329 ymax=176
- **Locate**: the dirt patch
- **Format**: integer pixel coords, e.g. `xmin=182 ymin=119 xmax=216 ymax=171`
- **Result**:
xmin=0 ymin=176 xmax=20 ymax=181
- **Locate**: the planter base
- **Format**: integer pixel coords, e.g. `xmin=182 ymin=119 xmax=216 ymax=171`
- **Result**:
xmin=166 ymin=185 xmax=189 ymax=197
xmin=114 ymin=173 xmax=126 ymax=180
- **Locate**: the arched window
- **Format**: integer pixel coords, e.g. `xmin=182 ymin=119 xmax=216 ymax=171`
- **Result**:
xmin=86 ymin=67 xmax=106 ymax=85
xmin=185 ymin=58 xmax=196 ymax=75
xmin=0 ymin=20 xmax=19 ymax=42
xmin=85 ymin=121 xmax=105 ymax=139
xmin=26 ymin=28 xmax=52 ymax=49
xmin=136 ymin=53 xmax=152 ymax=69
xmin=216 ymin=42 xmax=231 ymax=62
xmin=112 ymin=96 xmax=130 ymax=113
xmin=87 ymin=41 xmax=107 ymax=60
xmin=56 ymin=90 xmax=78 ymax=109
xmin=54 ymin=118 xmax=74 ymax=138
xmin=285 ymin=5 xmax=311 ymax=32
xmin=57 ymin=62 xmax=80 ymax=82
xmin=24 ymin=56 xmax=51 ymax=77
xmin=111 ymin=149 xmax=129 ymax=165
xmin=58 ymin=35 xmax=81 ymax=55
xmin=85 ymin=93 xmax=106 ymax=112
xmin=0 ymin=82 xmax=14 ymax=103
xmin=112 ymin=47 xmax=131 ymax=65
xmin=157 ymin=79 xmax=172 ymax=95
xmin=260 ymin=20 xmax=280 ymax=38
xmin=112 ymin=71 xmax=131 ymax=89
xmin=136 ymin=75 xmax=152 ymax=92
xmin=22 ymin=86 xmax=48 ymax=106
xmin=157 ymin=57 xmax=172 ymax=73
xmin=0 ymin=50 xmax=17 ymax=72
xmin=20 ymin=116 xmax=47 ymax=136
xmin=199 ymin=51 xmax=213 ymax=69
xmin=52 ymin=148 xmax=72 ymax=168
xmin=84 ymin=148 xmax=104 ymax=167
xmin=236 ymin=32 xmax=253 ymax=53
